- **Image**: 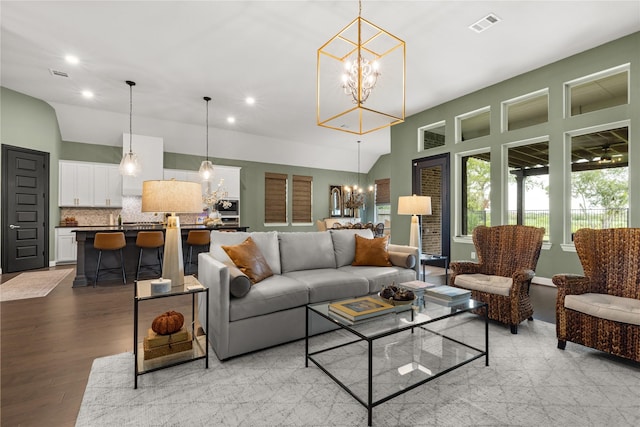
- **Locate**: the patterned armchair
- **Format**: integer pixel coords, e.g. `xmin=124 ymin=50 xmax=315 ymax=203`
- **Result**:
xmin=552 ymin=228 xmax=640 ymax=362
xmin=449 ymin=225 xmax=545 ymax=334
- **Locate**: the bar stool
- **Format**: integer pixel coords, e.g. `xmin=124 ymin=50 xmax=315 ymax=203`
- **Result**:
xmin=184 ymin=230 xmax=210 ymax=274
xmin=93 ymin=232 xmax=127 ymax=287
xmin=135 ymin=231 xmax=164 ymax=281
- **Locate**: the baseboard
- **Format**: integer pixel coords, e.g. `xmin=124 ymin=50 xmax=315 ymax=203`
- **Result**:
xmin=532 ymin=276 xmax=555 ymax=287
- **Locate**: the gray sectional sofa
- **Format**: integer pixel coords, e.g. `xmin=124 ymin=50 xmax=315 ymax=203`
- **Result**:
xmin=198 ymin=229 xmax=418 ymax=360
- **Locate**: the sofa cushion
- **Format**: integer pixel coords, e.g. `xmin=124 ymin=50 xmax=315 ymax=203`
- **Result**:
xmin=226 ymin=263 xmax=252 ymax=298
xmin=228 ymin=275 xmax=309 ymax=322
xmin=210 ymin=231 xmax=281 ymax=274
xmin=454 ymin=273 xmax=513 ymax=296
xmin=284 ymin=269 xmax=369 ymax=303
xmin=352 ymin=235 xmax=392 ymax=267
xmin=222 ymin=237 xmax=274 ymax=284
xmin=278 ymin=232 xmax=336 ymax=273
xmin=330 ymin=228 xmax=374 ymax=267
xmin=339 ymin=265 xmax=417 ymax=294
xmin=565 ymin=293 xmax=640 ymax=326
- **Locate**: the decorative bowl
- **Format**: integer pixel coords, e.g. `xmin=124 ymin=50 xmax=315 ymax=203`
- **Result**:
xmin=378 ymin=293 xmax=416 ymax=306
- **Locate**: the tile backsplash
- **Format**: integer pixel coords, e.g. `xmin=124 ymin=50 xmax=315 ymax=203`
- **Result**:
xmin=60 ymin=196 xmax=200 ymax=226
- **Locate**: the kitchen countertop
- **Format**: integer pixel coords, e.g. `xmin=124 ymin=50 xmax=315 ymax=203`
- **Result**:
xmin=61 ymin=224 xmax=221 ymax=231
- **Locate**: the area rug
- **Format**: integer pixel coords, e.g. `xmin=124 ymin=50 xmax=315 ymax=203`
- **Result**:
xmin=0 ymin=268 xmax=73 ymax=302
xmin=76 ymin=317 xmax=640 ymax=427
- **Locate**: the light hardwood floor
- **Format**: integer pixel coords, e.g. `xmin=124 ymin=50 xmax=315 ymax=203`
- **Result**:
xmin=1 ymin=266 xmax=557 ymax=427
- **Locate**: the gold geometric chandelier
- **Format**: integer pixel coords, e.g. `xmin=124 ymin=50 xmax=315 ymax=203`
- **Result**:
xmin=317 ymin=0 xmax=405 ymax=135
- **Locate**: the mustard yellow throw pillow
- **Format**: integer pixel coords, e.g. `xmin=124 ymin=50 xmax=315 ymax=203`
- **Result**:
xmin=222 ymin=237 xmax=273 ymax=284
xmin=352 ymin=234 xmax=392 ymax=267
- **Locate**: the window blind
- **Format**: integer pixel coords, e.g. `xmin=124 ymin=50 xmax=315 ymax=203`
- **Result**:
xmin=264 ymin=172 xmax=287 ymax=223
xmin=375 ymin=178 xmax=390 ymax=204
xmin=292 ymin=175 xmax=312 ymax=223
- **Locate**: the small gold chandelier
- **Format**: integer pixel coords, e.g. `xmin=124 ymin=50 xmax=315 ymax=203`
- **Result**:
xmin=317 ymin=0 xmax=405 ymax=135
xmin=344 ymin=140 xmax=373 ymax=212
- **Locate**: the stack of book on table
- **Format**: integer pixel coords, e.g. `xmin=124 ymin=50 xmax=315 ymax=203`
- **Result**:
xmin=143 ymin=327 xmax=192 ymax=360
xmin=399 ymin=280 xmax=438 ymax=306
xmin=423 ymin=285 xmax=471 ymax=307
xmin=328 ymin=296 xmax=395 ymax=324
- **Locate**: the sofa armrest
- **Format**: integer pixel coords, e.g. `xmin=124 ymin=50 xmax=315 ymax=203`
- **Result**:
xmin=387 ymin=244 xmax=419 ymax=277
xmin=197 ymin=252 xmax=231 ymax=360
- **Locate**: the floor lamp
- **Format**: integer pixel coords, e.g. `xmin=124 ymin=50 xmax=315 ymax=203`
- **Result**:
xmin=397 ymin=195 xmax=432 ymax=254
xmin=142 ymin=180 xmax=203 ymax=288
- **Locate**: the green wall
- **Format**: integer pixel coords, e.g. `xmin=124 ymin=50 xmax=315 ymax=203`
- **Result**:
xmin=59 ymin=141 xmax=370 ymax=233
xmin=1 ymin=87 xmax=63 ymax=263
xmin=389 ymin=32 xmax=640 ymax=281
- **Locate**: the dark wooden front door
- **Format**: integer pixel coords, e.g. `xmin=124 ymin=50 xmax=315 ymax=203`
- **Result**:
xmin=1 ymin=145 xmax=50 ymax=273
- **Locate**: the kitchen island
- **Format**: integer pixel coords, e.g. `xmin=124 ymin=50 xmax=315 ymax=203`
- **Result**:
xmin=71 ymin=225 xmax=248 ymax=287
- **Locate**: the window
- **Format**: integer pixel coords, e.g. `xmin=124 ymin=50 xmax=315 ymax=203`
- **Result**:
xmin=264 ymin=172 xmax=287 ymax=224
xmin=456 ymin=107 xmax=490 ymax=142
xmin=292 ymin=175 xmax=312 ymax=224
xmin=566 ymin=65 xmax=629 ymax=117
xmin=461 ymin=152 xmax=491 ymax=235
xmin=506 ymin=139 xmax=550 ymax=238
xmin=374 ymin=178 xmax=390 ymax=224
xmin=569 ymin=126 xmax=629 ymax=233
xmin=418 ymin=121 xmax=446 ymax=151
xmin=502 ymin=90 xmax=548 ymax=131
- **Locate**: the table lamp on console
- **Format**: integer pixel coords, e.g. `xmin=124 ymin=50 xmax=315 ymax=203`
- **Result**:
xmin=397 ymin=194 xmax=432 ymax=256
xmin=141 ymin=179 xmax=203 ymax=288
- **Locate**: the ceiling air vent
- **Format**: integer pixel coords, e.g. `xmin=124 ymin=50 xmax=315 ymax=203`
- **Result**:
xmin=469 ymin=13 xmax=501 ymax=33
xmin=49 ymin=68 xmax=70 ymax=78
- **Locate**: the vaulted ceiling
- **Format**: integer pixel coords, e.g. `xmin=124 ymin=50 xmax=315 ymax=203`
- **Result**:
xmin=2 ymin=1 xmax=639 ymax=172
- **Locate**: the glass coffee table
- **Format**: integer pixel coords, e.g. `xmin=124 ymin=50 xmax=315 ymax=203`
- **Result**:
xmin=306 ymin=297 xmax=488 ymax=426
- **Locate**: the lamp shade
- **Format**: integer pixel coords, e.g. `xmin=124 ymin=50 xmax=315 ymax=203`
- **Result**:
xmin=397 ymin=195 xmax=432 ymax=216
xmin=141 ymin=180 xmax=203 ymax=213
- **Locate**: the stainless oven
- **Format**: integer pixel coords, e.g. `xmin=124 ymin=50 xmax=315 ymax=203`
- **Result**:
xmin=218 ymin=199 xmax=239 ymax=225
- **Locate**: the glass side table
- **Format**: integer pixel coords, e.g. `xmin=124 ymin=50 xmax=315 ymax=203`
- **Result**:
xmin=133 ymin=275 xmax=209 ymax=388
xmin=420 ymin=254 xmax=449 ymax=284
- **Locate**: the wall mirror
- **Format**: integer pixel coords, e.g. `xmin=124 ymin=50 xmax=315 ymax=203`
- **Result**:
xmin=329 ymin=185 xmax=343 ymax=217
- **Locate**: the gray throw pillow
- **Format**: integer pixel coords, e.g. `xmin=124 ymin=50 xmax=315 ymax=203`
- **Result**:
xmin=388 ymin=251 xmax=416 ymax=269
xmin=226 ymin=263 xmax=252 ymax=298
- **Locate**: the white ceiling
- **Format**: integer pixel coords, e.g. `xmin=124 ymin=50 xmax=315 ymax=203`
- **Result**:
xmin=2 ymin=1 xmax=639 ymax=172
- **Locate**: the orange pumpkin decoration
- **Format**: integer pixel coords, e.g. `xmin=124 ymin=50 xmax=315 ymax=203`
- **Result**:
xmin=151 ymin=311 xmax=184 ymax=335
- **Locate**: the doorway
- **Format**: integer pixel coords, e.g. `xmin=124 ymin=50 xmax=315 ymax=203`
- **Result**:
xmin=412 ymin=153 xmax=450 ymax=257
xmin=1 ymin=144 xmax=50 ymax=273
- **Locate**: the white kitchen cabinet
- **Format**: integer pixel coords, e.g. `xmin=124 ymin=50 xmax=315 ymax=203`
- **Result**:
xmin=59 ymin=161 xmax=93 ymax=206
xmin=163 ymin=169 xmax=188 ymax=181
xmin=94 ymin=164 xmax=122 ymax=207
xmin=55 ymin=228 xmax=77 ymax=264
xmin=212 ymin=165 xmax=241 ymax=199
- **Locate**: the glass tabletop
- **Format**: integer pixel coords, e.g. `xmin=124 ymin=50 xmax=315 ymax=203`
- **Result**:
xmin=135 ymin=275 xmax=206 ymax=300
xmin=308 ymin=297 xmax=486 ymax=340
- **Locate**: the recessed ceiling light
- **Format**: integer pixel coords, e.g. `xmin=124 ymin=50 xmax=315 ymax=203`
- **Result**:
xmin=245 ymin=96 xmax=255 ymax=105
xmin=65 ymin=55 xmax=79 ymax=65
xmin=81 ymin=90 xmax=94 ymax=98
xmin=227 ymin=116 xmax=236 ymax=124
